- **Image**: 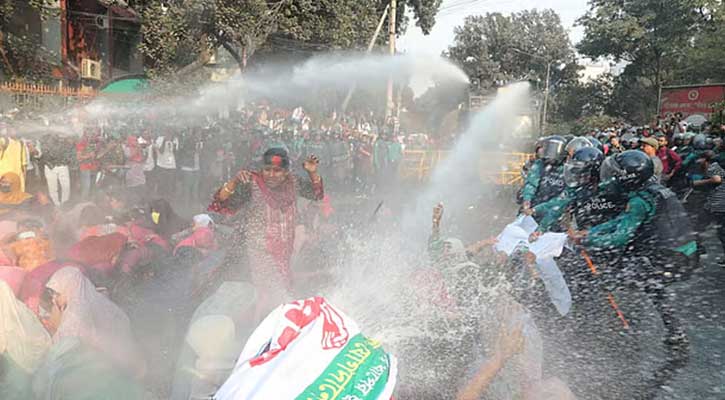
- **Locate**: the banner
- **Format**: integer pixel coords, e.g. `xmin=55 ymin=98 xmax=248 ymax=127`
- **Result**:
xmin=660 ymin=85 xmax=725 ymax=119
xmin=214 ymin=297 xmax=397 ymax=400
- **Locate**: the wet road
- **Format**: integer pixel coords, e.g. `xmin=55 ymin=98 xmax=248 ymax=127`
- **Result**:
xmin=655 ymin=248 xmax=725 ymax=399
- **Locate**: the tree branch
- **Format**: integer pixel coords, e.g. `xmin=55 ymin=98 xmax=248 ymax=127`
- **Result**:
xmin=213 ymin=32 xmax=244 ymax=71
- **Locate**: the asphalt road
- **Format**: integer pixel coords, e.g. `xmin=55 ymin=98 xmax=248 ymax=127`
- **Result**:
xmin=654 ymin=241 xmax=725 ymax=400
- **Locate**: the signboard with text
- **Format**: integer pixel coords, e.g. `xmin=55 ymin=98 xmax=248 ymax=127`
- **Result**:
xmin=660 ymin=85 xmax=725 ymax=120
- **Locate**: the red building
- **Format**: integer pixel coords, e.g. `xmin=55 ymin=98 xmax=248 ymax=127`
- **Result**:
xmin=1 ymin=0 xmax=142 ymax=85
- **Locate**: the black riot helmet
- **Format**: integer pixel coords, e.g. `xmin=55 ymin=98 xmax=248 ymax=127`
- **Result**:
xmin=692 ymin=134 xmax=711 ymax=150
xmin=587 ymin=137 xmax=605 ymax=153
xmin=540 ymin=135 xmax=567 ymax=164
xmin=621 ymin=134 xmax=640 ymax=149
xmin=564 ymin=147 xmax=605 ymax=188
xmin=599 ymin=150 xmax=654 ymax=191
xmin=565 ymin=137 xmax=593 ymax=158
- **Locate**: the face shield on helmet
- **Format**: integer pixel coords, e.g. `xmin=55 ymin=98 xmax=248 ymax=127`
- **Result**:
xmin=541 ymin=138 xmax=566 ymax=164
xmin=565 ymin=137 xmax=593 ymax=158
xmin=565 ymin=147 xmax=604 ymax=188
xmin=599 ymin=156 xmax=623 ymax=184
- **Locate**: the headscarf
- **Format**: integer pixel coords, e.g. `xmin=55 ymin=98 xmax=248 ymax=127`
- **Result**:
xmin=45 ymin=267 xmax=143 ymax=374
xmin=0 ymin=172 xmax=32 ymax=214
xmin=0 ymin=281 xmax=51 ymax=372
xmin=66 ymin=232 xmax=128 ymax=267
xmin=149 ymin=198 xmax=188 ymax=238
xmin=193 ymin=213 xmax=213 ymax=229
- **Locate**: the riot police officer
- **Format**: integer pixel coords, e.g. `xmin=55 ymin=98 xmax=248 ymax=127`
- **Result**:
xmin=521 ymin=135 xmax=567 ymax=212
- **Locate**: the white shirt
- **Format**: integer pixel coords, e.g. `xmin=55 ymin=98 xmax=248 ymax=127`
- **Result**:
xmin=155 ymin=136 xmax=178 ymax=169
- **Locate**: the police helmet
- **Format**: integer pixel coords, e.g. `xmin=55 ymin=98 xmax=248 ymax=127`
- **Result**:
xmin=692 ymin=134 xmax=712 ymax=150
xmin=587 ymin=137 xmax=605 ymax=153
xmin=534 ymin=136 xmax=550 ymax=158
xmin=565 ymin=137 xmax=593 ymax=158
xmin=683 ymin=132 xmax=695 ymax=145
xmin=564 ymin=147 xmax=605 ymax=188
xmin=541 ymin=135 xmax=567 ymax=164
xmin=599 ymin=150 xmax=654 ymax=190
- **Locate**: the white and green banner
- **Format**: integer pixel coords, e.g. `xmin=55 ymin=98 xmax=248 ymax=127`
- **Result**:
xmin=214 ymin=297 xmax=397 ymax=400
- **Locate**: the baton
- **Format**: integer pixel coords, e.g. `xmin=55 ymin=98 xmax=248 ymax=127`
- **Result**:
xmin=580 ymin=249 xmax=630 ymax=329
xmin=369 ymin=201 xmax=384 ymax=222
xmin=681 ymin=188 xmax=694 ymax=203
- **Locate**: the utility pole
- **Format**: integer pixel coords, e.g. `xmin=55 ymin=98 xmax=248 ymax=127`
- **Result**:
xmin=542 ymin=61 xmax=551 ymax=136
xmin=341 ymin=4 xmax=389 ymax=112
xmin=512 ymin=48 xmax=554 ymax=137
xmin=385 ymin=0 xmax=397 ymax=120
xmin=107 ymin=7 xmax=113 ymax=80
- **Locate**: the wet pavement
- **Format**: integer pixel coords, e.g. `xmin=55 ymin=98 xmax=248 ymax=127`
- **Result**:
xmin=655 ymin=249 xmax=725 ymax=400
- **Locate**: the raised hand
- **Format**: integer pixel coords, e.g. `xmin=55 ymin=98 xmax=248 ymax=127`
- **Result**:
xmin=433 ymin=202 xmax=444 ymax=226
xmin=303 ymin=154 xmax=320 ymax=174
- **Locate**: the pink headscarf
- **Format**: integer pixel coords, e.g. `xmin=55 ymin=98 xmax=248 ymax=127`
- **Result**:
xmin=45 ymin=267 xmax=145 ymax=375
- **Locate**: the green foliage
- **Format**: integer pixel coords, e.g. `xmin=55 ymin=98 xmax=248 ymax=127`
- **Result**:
xmin=139 ymin=0 xmax=443 ymax=76
xmin=0 ymin=0 xmax=58 ymax=81
xmin=711 ymin=101 xmax=725 ymax=126
xmin=550 ymin=74 xmax=615 ymax=122
xmin=577 ymin=0 xmax=724 ymax=123
xmin=445 ymin=9 xmax=579 ymax=91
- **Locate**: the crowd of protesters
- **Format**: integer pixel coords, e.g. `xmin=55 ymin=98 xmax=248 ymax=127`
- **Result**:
xmin=2 ymin=98 xmax=721 ymax=400
xmin=0 ymin=103 xmax=412 ymax=215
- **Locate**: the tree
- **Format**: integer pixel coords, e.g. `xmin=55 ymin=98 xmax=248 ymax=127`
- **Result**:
xmin=139 ymin=0 xmax=444 ymax=76
xmin=669 ymin=2 xmax=725 ymax=85
xmin=550 ymin=74 xmax=615 ymax=123
xmin=445 ymin=9 xmax=578 ymax=92
xmin=0 ymin=0 xmax=56 ymax=80
xmin=577 ymin=0 xmax=718 ymax=122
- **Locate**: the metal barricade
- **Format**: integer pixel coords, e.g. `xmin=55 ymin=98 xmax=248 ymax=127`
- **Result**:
xmin=400 ymin=149 xmax=533 ymax=186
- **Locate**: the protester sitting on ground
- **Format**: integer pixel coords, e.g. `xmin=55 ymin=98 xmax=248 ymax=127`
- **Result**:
xmin=149 ymin=198 xmax=189 ymax=239
xmin=78 ymin=212 xmax=129 ymax=241
xmin=172 ymin=213 xmax=219 ymax=257
xmin=0 ymin=172 xmax=34 ymax=216
xmin=41 ymin=266 xmax=145 ymax=377
xmin=3 ymin=219 xmax=54 ymax=271
xmin=0 ymin=281 xmax=52 ymax=400
xmin=65 ymin=232 xmax=128 ymax=282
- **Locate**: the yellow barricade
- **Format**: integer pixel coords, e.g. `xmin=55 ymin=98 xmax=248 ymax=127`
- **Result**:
xmin=400 ymin=150 xmax=533 ymax=186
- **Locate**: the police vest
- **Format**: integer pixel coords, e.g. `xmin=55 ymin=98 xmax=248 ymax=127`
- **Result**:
xmin=571 ymin=190 xmax=628 ymax=230
xmin=533 ymin=164 xmax=566 ymax=206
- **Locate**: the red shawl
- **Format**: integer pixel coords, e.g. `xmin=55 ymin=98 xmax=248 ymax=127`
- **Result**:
xmin=252 ymin=174 xmax=297 ymax=276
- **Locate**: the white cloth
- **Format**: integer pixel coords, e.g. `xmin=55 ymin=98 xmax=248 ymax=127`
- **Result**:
xmin=494 ymin=216 xmax=538 ymax=255
xmin=534 ymin=258 xmax=572 ymax=316
xmin=44 ymin=165 xmax=71 ymax=206
xmin=155 ymin=136 xmax=178 ymax=169
xmin=494 ymin=218 xmax=572 ymax=316
xmin=0 ymin=281 xmax=51 ymax=372
xmin=46 ymin=267 xmax=143 ymax=374
xmin=527 ymin=232 xmax=568 ymax=260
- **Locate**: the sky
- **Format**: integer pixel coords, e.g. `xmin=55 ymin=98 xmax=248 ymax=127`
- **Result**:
xmin=398 ymin=0 xmax=589 ymax=56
